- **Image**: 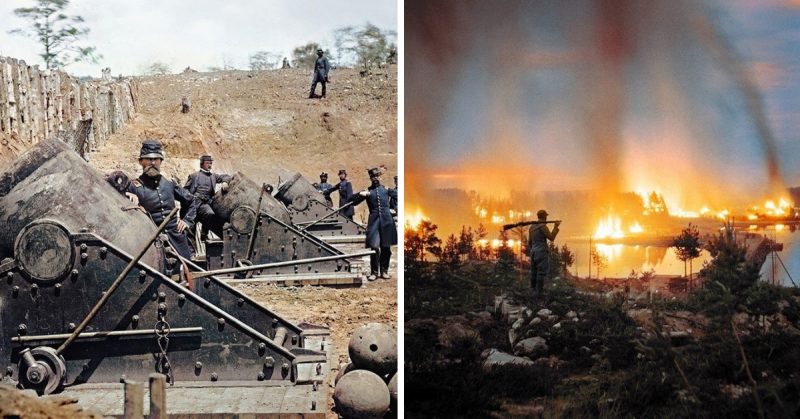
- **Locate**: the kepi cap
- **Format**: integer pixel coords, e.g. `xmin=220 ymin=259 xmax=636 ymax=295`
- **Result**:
xmin=200 ymin=155 xmax=214 ymax=162
xmin=338 ymin=169 xmax=347 ymax=176
xmin=139 ymin=139 xmax=164 ymax=159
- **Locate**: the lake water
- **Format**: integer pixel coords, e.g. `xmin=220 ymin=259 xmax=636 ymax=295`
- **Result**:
xmin=760 ymin=230 xmax=800 ymax=287
xmin=561 ymin=239 xmax=712 ymax=279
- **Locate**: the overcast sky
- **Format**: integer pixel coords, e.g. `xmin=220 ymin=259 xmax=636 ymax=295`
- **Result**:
xmin=0 ymin=0 xmax=397 ymax=77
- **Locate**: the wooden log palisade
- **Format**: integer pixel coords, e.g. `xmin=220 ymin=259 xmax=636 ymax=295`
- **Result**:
xmin=0 ymin=56 xmax=138 ymax=166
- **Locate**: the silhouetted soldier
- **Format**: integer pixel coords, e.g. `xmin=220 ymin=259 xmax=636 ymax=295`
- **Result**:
xmin=125 ymin=139 xmax=199 ymax=259
xmin=324 ymin=169 xmax=355 ymax=219
xmin=309 ymin=48 xmax=330 ymax=99
xmin=350 ymin=167 xmax=398 ymax=280
xmin=185 ymin=155 xmax=231 ymax=239
xmin=528 ymin=209 xmax=560 ymax=296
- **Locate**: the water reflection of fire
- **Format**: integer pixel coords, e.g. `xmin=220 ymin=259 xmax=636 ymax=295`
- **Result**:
xmin=475 ymin=205 xmax=533 ymax=225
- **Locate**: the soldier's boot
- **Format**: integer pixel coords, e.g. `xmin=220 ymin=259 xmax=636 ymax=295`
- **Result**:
xmin=321 ymin=83 xmax=326 ymax=98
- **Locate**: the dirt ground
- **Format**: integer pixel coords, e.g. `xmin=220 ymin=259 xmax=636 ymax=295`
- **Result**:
xmin=0 ymin=66 xmax=397 ymax=416
xmin=89 ymin=65 xmax=397 ymax=223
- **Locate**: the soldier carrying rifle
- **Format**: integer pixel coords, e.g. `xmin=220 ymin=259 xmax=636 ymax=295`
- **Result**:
xmin=504 ymin=210 xmax=561 ymax=296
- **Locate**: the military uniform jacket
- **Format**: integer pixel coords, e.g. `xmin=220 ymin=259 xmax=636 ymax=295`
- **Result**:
xmin=185 ymin=170 xmax=232 ymax=203
xmin=128 ymin=174 xmax=199 ymax=230
xmin=313 ymin=56 xmax=330 ymax=81
xmin=528 ymin=223 xmax=558 ymax=255
xmin=327 ymin=180 xmax=355 ymax=218
xmin=350 ymin=184 xmax=398 ymax=248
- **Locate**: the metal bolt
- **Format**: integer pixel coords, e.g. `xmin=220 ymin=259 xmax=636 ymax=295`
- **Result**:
xmin=12 ymin=285 xmax=19 ymax=296
xmin=217 ymin=317 xmax=226 ymax=326
xmin=139 ymin=271 xmax=147 ymax=280
xmin=71 ymin=269 xmax=79 ymax=279
xmin=80 ymin=227 xmax=89 ymax=233
xmin=210 ymin=372 xmax=218 ymax=382
xmin=30 ymin=284 xmax=38 ymax=294
xmin=80 ymin=244 xmax=88 ymax=251
xmin=68 ymin=322 xmax=76 ymax=331
xmin=264 ymin=356 xmax=275 ymax=368
xmin=17 ymin=324 xmax=27 ymax=335
xmin=258 ymin=343 xmax=266 ymax=353
xmin=6 ymin=271 xmax=13 ymax=280
xmin=158 ymin=303 xmax=167 ymax=314
xmin=80 ymin=253 xmax=88 ymax=261
xmin=100 ymin=247 xmax=107 ymax=257
xmin=178 ymin=293 xmax=186 ymax=303
xmin=195 ymin=361 xmax=202 ymax=369
xmin=158 ymin=291 xmax=166 ymax=301
xmin=282 ymin=363 xmax=289 ymax=374
xmin=120 ymin=374 xmax=127 ymax=383
xmin=257 ymin=372 xmax=265 ymax=381
xmin=272 ymin=319 xmax=278 ymax=327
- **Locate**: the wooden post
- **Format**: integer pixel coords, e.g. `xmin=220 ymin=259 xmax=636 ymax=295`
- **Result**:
xmin=123 ymin=380 xmax=144 ymax=419
xmin=149 ymin=373 xmax=167 ymax=419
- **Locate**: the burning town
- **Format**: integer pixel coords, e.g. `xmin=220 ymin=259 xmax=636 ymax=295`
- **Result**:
xmin=406 ymin=0 xmax=800 ymax=418
xmin=0 ymin=3 xmax=398 ymax=416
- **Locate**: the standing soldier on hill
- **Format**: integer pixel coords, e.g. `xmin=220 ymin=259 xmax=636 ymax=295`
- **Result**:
xmin=349 ymin=167 xmax=398 ymax=280
xmin=309 ymin=48 xmax=330 ymax=99
xmin=185 ymin=155 xmax=232 ymax=239
xmin=324 ymin=169 xmax=355 ymax=219
xmin=124 ymin=139 xmax=199 ymax=259
xmin=528 ymin=209 xmax=560 ymax=296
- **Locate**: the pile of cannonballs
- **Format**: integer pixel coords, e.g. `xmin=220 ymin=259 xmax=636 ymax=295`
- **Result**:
xmin=333 ymin=322 xmax=398 ymax=418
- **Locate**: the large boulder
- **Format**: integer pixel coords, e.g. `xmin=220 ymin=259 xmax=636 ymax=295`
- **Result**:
xmin=514 ymin=337 xmax=549 ymax=358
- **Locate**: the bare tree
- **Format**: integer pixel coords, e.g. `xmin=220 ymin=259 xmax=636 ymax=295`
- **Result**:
xmin=249 ymin=51 xmax=281 ymax=70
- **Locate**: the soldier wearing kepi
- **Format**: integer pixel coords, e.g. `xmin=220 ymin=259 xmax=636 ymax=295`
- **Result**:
xmin=349 ymin=167 xmax=398 ymax=280
xmin=528 ymin=209 xmax=560 ymax=296
xmin=125 ymin=139 xmax=199 ymax=259
xmin=324 ymin=169 xmax=355 ymax=219
xmin=184 ymin=154 xmax=232 ymax=239
xmin=309 ymin=48 xmax=330 ymax=99
xmin=316 ymin=172 xmax=334 ymax=207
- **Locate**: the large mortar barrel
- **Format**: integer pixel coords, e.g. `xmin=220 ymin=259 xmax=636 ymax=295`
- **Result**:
xmin=0 ymin=138 xmax=163 ymax=269
xmin=275 ymin=172 xmax=327 ymax=211
xmin=210 ymin=172 xmax=291 ymax=224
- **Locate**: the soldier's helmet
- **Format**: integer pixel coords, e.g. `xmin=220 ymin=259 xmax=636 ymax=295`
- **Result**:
xmin=200 ymin=155 xmax=214 ymax=162
xmin=537 ymin=209 xmax=549 ymax=219
xmin=139 ymin=139 xmax=164 ymax=159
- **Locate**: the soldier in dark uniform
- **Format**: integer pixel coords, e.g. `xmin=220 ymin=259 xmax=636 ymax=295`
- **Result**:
xmin=349 ymin=167 xmax=398 ymax=280
xmin=323 ymin=169 xmax=355 ymax=219
xmin=125 ymin=139 xmax=199 ymax=259
xmin=184 ymin=155 xmax=232 ymax=239
xmin=316 ymin=172 xmax=334 ymax=207
xmin=527 ymin=209 xmax=560 ymax=296
xmin=309 ymin=48 xmax=330 ymax=99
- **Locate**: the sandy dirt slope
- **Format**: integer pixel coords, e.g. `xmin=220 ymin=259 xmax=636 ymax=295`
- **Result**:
xmin=89 ymin=66 xmax=397 ymax=222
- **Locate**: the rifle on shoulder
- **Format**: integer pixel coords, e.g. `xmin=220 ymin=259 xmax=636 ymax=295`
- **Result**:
xmin=502 ymin=220 xmax=562 ymax=231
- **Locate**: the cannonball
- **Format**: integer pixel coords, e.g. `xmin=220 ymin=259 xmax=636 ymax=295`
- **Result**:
xmin=333 ymin=370 xmax=390 ymax=419
xmin=335 ymin=362 xmax=356 ymax=384
xmin=348 ymin=323 xmax=397 ymax=375
xmin=387 ymin=373 xmax=397 ymax=412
